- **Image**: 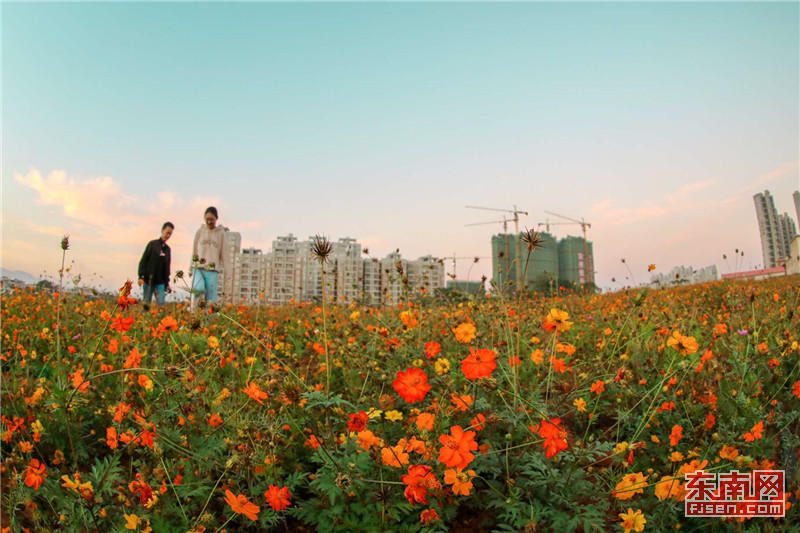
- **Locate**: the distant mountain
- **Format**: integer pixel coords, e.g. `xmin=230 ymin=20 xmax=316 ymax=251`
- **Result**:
xmin=0 ymin=268 xmax=39 ymax=285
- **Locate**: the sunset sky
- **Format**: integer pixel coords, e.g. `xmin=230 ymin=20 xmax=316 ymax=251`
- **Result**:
xmin=2 ymin=2 xmax=798 ymax=292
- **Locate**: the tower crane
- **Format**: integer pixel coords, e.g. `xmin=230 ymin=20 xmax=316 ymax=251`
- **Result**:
xmin=442 ymin=253 xmax=489 ymax=282
xmin=465 ymin=205 xmax=529 ymax=292
xmin=543 ymin=211 xmax=594 ymax=284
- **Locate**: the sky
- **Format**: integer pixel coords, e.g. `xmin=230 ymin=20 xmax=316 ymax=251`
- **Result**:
xmin=2 ymin=1 xmax=799 ymax=292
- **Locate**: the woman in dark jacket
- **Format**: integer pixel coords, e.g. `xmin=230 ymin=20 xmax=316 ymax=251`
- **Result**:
xmin=138 ymin=222 xmax=174 ymax=306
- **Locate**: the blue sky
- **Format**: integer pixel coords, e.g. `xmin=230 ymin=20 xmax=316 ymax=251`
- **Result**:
xmin=2 ymin=2 xmax=798 ymax=290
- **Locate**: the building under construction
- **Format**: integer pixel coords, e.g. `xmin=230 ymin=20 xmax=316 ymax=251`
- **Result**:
xmin=491 ymin=232 xmax=594 ymax=292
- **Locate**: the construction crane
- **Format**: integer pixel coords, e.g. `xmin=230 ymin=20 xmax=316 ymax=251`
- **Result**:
xmin=543 ymin=210 xmax=594 ymax=284
xmin=466 ymin=205 xmax=529 ymax=292
xmin=466 ymin=205 xmax=528 ymax=234
xmin=442 ymin=253 xmax=488 ymax=281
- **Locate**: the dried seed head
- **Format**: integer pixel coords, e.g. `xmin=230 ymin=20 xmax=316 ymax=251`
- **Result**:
xmin=311 ymin=234 xmax=333 ymax=263
xmin=520 ymin=229 xmax=543 ymax=252
xmin=60 ymin=235 xmax=70 ymax=251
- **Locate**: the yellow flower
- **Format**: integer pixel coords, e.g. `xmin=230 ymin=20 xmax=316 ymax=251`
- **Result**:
xmin=530 ymin=349 xmax=544 ymax=365
xmin=573 ymin=398 xmax=587 ymax=413
xmin=367 ymin=408 xmax=383 ymax=420
xmin=529 ymin=336 xmax=541 ymax=344
xmin=618 ymin=508 xmax=646 ymax=533
xmin=411 ymin=358 xmax=424 ymax=368
xmin=614 ymin=442 xmax=629 ymax=455
xmin=124 ymin=514 xmax=139 ymax=531
xmin=350 ymin=311 xmax=360 ymax=321
xmin=434 ymin=358 xmax=450 ymax=375
xmin=207 ymin=336 xmax=219 ymax=349
xmin=385 ymin=410 xmax=403 ymax=422
xmin=614 ymin=472 xmax=648 ymax=500
xmin=545 ymin=309 xmax=573 ymax=332
xmin=31 ymin=420 xmax=44 ymax=434
xmin=666 ymin=331 xmax=698 ymax=356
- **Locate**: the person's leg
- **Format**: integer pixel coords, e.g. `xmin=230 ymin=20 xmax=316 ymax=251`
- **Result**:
xmin=206 ymin=271 xmax=219 ymax=304
xmin=191 ymin=268 xmax=206 ymax=310
xmin=142 ymin=283 xmax=155 ymax=304
xmin=154 ymin=284 xmax=166 ymax=307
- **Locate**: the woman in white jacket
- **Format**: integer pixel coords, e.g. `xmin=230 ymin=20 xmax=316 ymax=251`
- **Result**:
xmin=190 ymin=206 xmax=229 ymax=309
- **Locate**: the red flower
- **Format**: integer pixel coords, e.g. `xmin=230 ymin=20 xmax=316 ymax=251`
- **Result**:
xmin=129 ymin=473 xmax=154 ymax=505
xmin=424 ymin=341 xmax=442 ymax=359
xmin=590 ymin=380 xmax=605 ymax=395
xmin=24 ymin=459 xmax=47 ymax=490
xmin=242 ymin=382 xmax=268 ymax=405
xmin=347 ymin=411 xmax=369 ymax=432
xmin=538 ymin=418 xmax=568 ymax=458
xmin=265 ymin=484 xmax=291 ymax=511
xmin=461 ymin=348 xmax=497 ymax=380
xmin=438 ymin=425 xmax=478 ymax=469
xmin=117 ymin=281 xmax=136 ymax=310
xmin=110 ymin=314 xmax=134 ymax=333
xmin=393 ymin=368 xmax=432 ymax=404
xmin=401 ymin=465 xmax=440 ymax=505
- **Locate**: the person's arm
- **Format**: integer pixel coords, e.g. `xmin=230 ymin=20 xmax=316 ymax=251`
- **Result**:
xmin=190 ymin=229 xmax=200 ymax=274
xmin=138 ymin=241 xmax=152 ymax=282
xmin=164 ymin=245 xmax=171 ymax=291
xmin=220 ymin=233 xmax=230 ymax=274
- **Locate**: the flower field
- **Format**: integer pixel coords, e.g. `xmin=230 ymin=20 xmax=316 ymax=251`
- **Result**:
xmin=2 ymin=276 xmax=799 ymax=532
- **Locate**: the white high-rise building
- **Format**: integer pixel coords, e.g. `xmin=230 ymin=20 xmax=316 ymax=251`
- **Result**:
xmin=220 ymin=229 xmax=241 ymax=304
xmin=234 ymin=248 xmax=268 ymax=304
xmin=380 ymin=251 xmax=408 ymax=305
xmin=361 ymin=259 xmax=382 ymax=306
xmin=332 ymin=237 xmax=362 ymax=303
xmin=407 ymin=255 xmax=445 ymax=296
xmin=794 ymin=191 xmax=800 ymax=229
xmin=754 ymin=191 xmax=786 ymax=268
xmin=267 ymin=234 xmax=302 ymax=304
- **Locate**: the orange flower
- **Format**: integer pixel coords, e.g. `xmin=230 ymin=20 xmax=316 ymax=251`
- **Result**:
xmin=158 ymin=316 xmax=179 ymax=332
xmin=124 ymin=348 xmax=142 ymax=369
xmin=444 ymin=467 xmax=476 ymax=496
xmin=225 ymin=489 xmax=260 ymax=521
xmin=401 ymin=464 xmax=440 ymax=505
xmin=453 ymin=322 xmax=476 ymax=343
xmin=792 ymin=381 xmax=800 ymax=399
xmin=209 ymin=413 xmax=224 ymax=427
xmin=669 ymin=425 xmax=683 ymax=447
xmin=438 ymin=425 xmax=478 ymax=469
xmin=24 ymin=458 xmax=47 ymax=490
xmin=242 ymin=382 xmax=268 ymax=405
xmin=530 ymin=349 xmax=544 ymax=364
xmin=590 ymin=380 xmax=605 ymax=395
xmin=106 ymin=427 xmax=118 ymax=449
xmin=544 ymin=308 xmax=572 ymax=333
xmin=357 ymin=430 xmax=382 ymax=451
xmin=415 ymin=412 xmax=435 ymax=432
xmin=70 ymin=367 xmax=90 ymax=393
xmin=114 ymin=402 xmax=131 ymax=424
xmin=613 ymin=472 xmax=648 ymax=500
xmin=742 ymin=421 xmax=763 ymax=442
xmin=714 ymin=323 xmax=728 ymax=335
xmin=680 ymin=459 xmax=708 ymax=476
xmin=461 ymin=348 xmax=497 ymax=380
xmin=719 ymin=445 xmax=739 ymax=460
xmin=450 ymin=393 xmax=473 ymax=412
xmin=382 ymin=442 xmax=410 ymax=468
xmin=264 ymin=485 xmax=291 ymax=511
xmin=420 ymin=508 xmax=440 ymax=525
xmin=538 ymin=418 xmax=568 ymax=458
xmin=393 ymin=368 xmax=431 ymax=404
xmin=654 ymin=475 xmax=684 ymax=501
xmin=666 ymin=331 xmax=699 ymax=355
